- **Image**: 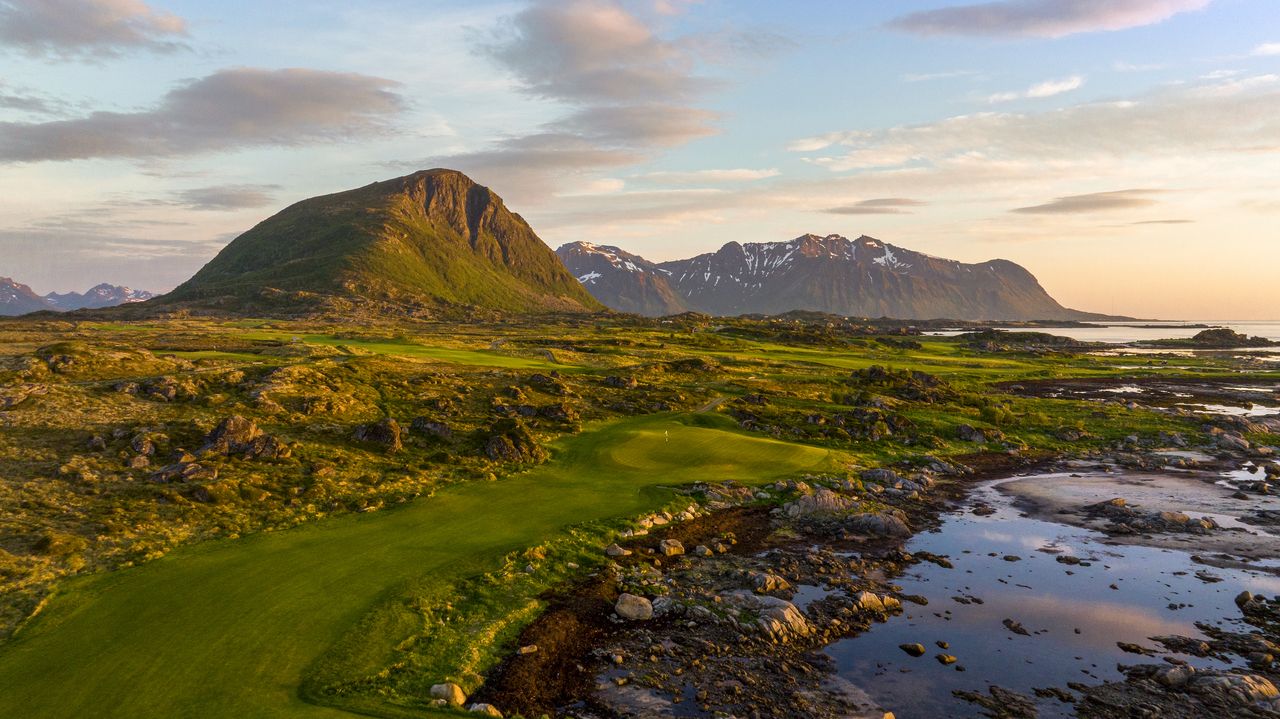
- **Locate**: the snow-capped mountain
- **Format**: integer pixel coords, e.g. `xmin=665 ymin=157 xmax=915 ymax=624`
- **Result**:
xmin=44 ymin=284 xmax=155 ymax=311
xmin=554 ymin=242 xmax=689 ymax=316
xmin=0 ymin=277 xmax=55 ymax=316
xmin=558 ymin=234 xmax=1104 ymax=320
xmin=0 ymin=279 xmax=155 ymax=316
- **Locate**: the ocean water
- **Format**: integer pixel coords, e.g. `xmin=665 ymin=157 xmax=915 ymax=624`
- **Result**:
xmin=929 ymin=321 xmax=1280 ymax=345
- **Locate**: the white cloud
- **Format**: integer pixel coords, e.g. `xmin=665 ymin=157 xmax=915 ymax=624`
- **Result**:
xmin=1255 ymin=43 xmax=1280 ymax=56
xmin=889 ymin=0 xmax=1212 ymax=39
xmin=988 ymin=75 xmax=1085 ymax=103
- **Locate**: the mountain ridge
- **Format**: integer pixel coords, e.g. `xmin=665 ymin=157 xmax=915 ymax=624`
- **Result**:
xmin=0 ymin=279 xmax=154 ymax=316
xmin=158 ymin=169 xmax=602 ymax=315
xmin=557 ymin=233 xmax=1114 ymax=321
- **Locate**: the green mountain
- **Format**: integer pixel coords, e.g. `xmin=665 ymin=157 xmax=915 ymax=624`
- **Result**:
xmin=161 ymin=169 xmax=603 ymax=313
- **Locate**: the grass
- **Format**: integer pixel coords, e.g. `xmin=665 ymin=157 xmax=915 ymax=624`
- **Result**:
xmin=0 ymin=413 xmax=838 ymax=719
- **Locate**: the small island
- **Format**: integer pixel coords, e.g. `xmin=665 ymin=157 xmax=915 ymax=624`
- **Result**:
xmin=1139 ymin=328 xmax=1279 ymax=349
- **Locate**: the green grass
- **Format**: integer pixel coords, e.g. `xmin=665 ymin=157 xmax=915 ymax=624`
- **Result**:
xmin=0 ymin=413 xmax=838 ymax=719
xmin=80 ymin=322 xmax=571 ymax=370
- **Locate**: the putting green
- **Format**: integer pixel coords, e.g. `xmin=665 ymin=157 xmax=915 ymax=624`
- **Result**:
xmin=0 ymin=414 xmax=836 ymax=718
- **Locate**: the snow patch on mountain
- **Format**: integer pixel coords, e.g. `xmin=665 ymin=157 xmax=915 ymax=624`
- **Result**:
xmin=871 ymin=246 xmax=911 ymax=272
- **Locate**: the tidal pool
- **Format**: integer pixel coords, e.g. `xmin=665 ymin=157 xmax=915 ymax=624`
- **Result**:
xmin=829 ymin=472 xmax=1280 ymax=718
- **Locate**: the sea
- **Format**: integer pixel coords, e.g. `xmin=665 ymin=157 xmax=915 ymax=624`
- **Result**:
xmin=927 ymin=321 xmax=1280 ymax=345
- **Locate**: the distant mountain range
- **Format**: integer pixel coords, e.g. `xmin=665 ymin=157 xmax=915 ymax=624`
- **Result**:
xmin=0 ymin=278 xmax=153 ymax=316
xmin=157 ymin=169 xmax=601 ymax=314
xmin=4 ymin=170 xmax=1114 ymax=322
xmin=557 ymin=234 xmax=1111 ymax=321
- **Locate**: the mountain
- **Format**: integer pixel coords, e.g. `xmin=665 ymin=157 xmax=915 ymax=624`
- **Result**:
xmin=159 ymin=169 xmax=602 ymax=314
xmin=0 ymin=277 xmax=54 ymax=316
xmin=558 ymin=233 xmax=1107 ymax=321
xmin=554 ymin=242 xmax=689 ymax=316
xmin=45 ymin=284 xmax=154 ymax=311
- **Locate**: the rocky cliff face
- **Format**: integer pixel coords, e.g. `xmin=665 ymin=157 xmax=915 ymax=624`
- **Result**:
xmin=554 ymin=242 xmax=688 ymax=316
xmin=161 ymin=169 xmax=602 ymax=314
xmin=559 ymin=234 xmax=1103 ymax=321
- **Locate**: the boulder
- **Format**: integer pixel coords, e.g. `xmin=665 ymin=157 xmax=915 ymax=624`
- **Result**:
xmin=605 ymin=543 xmax=631 ymax=557
xmin=615 ymin=593 xmax=653 ymax=621
xmin=658 ymin=539 xmax=684 ymax=557
xmin=860 ymin=468 xmax=900 ymax=485
xmin=783 ymin=488 xmax=852 ymax=518
xmin=846 ymin=512 xmax=911 ymax=538
xmin=354 ymin=418 xmax=403 ymax=452
xmin=241 ymin=434 xmax=291 ymax=459
xmin=468 ymin=703 xmax=503 ymax=717
xmin=855 ymin=591 xmax=886 ymax=613
xmin=203 ymin=415 xmax=261 ymax=454
xmin=482 ymin=419 xmax=547 ymax=464
xmin=749 ymin=571 xmax=791 ymax=593
xmin=1187 ymin=672 xmax=1279 ymax=704
xmin=429 ymin=683 xmax=467 ymax=706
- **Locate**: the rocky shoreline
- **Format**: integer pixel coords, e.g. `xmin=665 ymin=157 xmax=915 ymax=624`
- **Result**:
xmin=456 ymin=437 xmax=1280 ymax=718
xmin=465 ymin=455 xmax=1026 ymax=718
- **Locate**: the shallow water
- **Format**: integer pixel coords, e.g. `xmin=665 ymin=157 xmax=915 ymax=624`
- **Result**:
xmin=829 ymin=472 xmax=1280 ymax=718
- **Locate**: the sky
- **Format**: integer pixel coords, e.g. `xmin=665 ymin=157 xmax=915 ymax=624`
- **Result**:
xmin=0 ymin=0 xmax=1278 ymax=319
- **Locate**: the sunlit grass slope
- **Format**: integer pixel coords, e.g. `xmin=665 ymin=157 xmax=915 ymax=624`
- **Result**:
xmin=0 ymin=413 xmax=836 ymax=719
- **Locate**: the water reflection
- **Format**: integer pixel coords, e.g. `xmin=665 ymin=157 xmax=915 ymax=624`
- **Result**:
xmin=829 ymin=474 xmax=1275 ymax=718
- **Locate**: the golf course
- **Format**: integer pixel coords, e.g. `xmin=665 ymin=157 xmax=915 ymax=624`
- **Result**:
xmin=0 ymin=413 xmax=839 ymax=718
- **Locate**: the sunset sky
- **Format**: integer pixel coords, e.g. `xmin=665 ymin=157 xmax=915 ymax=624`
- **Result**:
xmin=1 ymin=0 xmax=1278 ymax=318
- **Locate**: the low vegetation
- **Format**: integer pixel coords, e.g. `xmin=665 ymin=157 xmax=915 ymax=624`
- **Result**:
xmin=0 ymin=313 xmax=1268 ymax=717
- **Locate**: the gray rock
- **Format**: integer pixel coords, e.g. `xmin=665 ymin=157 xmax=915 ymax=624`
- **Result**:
xmin=846 ymin=512 xmax=911 ymax=538
xmin=430 ymin=682 xmax=466 ymax=706
xmin=615 ymin=593 xmax=654 ymax=621
xmin=783 ymin=488 xmax=852 ymax=518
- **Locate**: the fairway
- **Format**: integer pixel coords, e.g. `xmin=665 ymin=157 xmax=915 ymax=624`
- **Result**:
xmin=0 ymin=414 xmax=836 ymax=719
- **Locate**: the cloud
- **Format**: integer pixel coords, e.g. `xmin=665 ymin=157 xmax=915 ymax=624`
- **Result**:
xmin=435 ymin=0 xmax=728 ymax=200
xmin=639 ymin=167 xmax=779 ymax=183
xmin=1255 ymin=43 xmax=1280 ymax=57
xmin=1013 ymin=189 xmax=1162 ymax=214
xmin=174 ymin=184 xmax=281 ymax=211
xmin=888 ymin=0 xmax=1212 ymax=39
xmin=0 ymin=81 xmax=66 ymax=114
xmin=823 ymin=198 xmax=927 ymax=215
xmin=482 ymin=0 xmax=712 ymax=103
xmin=0 ymin=0 xmax=187 ymax=59
xmin=0 ymin=68 xmax=404 ymax=162
xmin=1132 ymin=218 xmax=1194 ymax=224
xmin=789 ymin=74 xmax=1280 ymax=171
xmin=988 ymin=75 xmax=1084 ymax=103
